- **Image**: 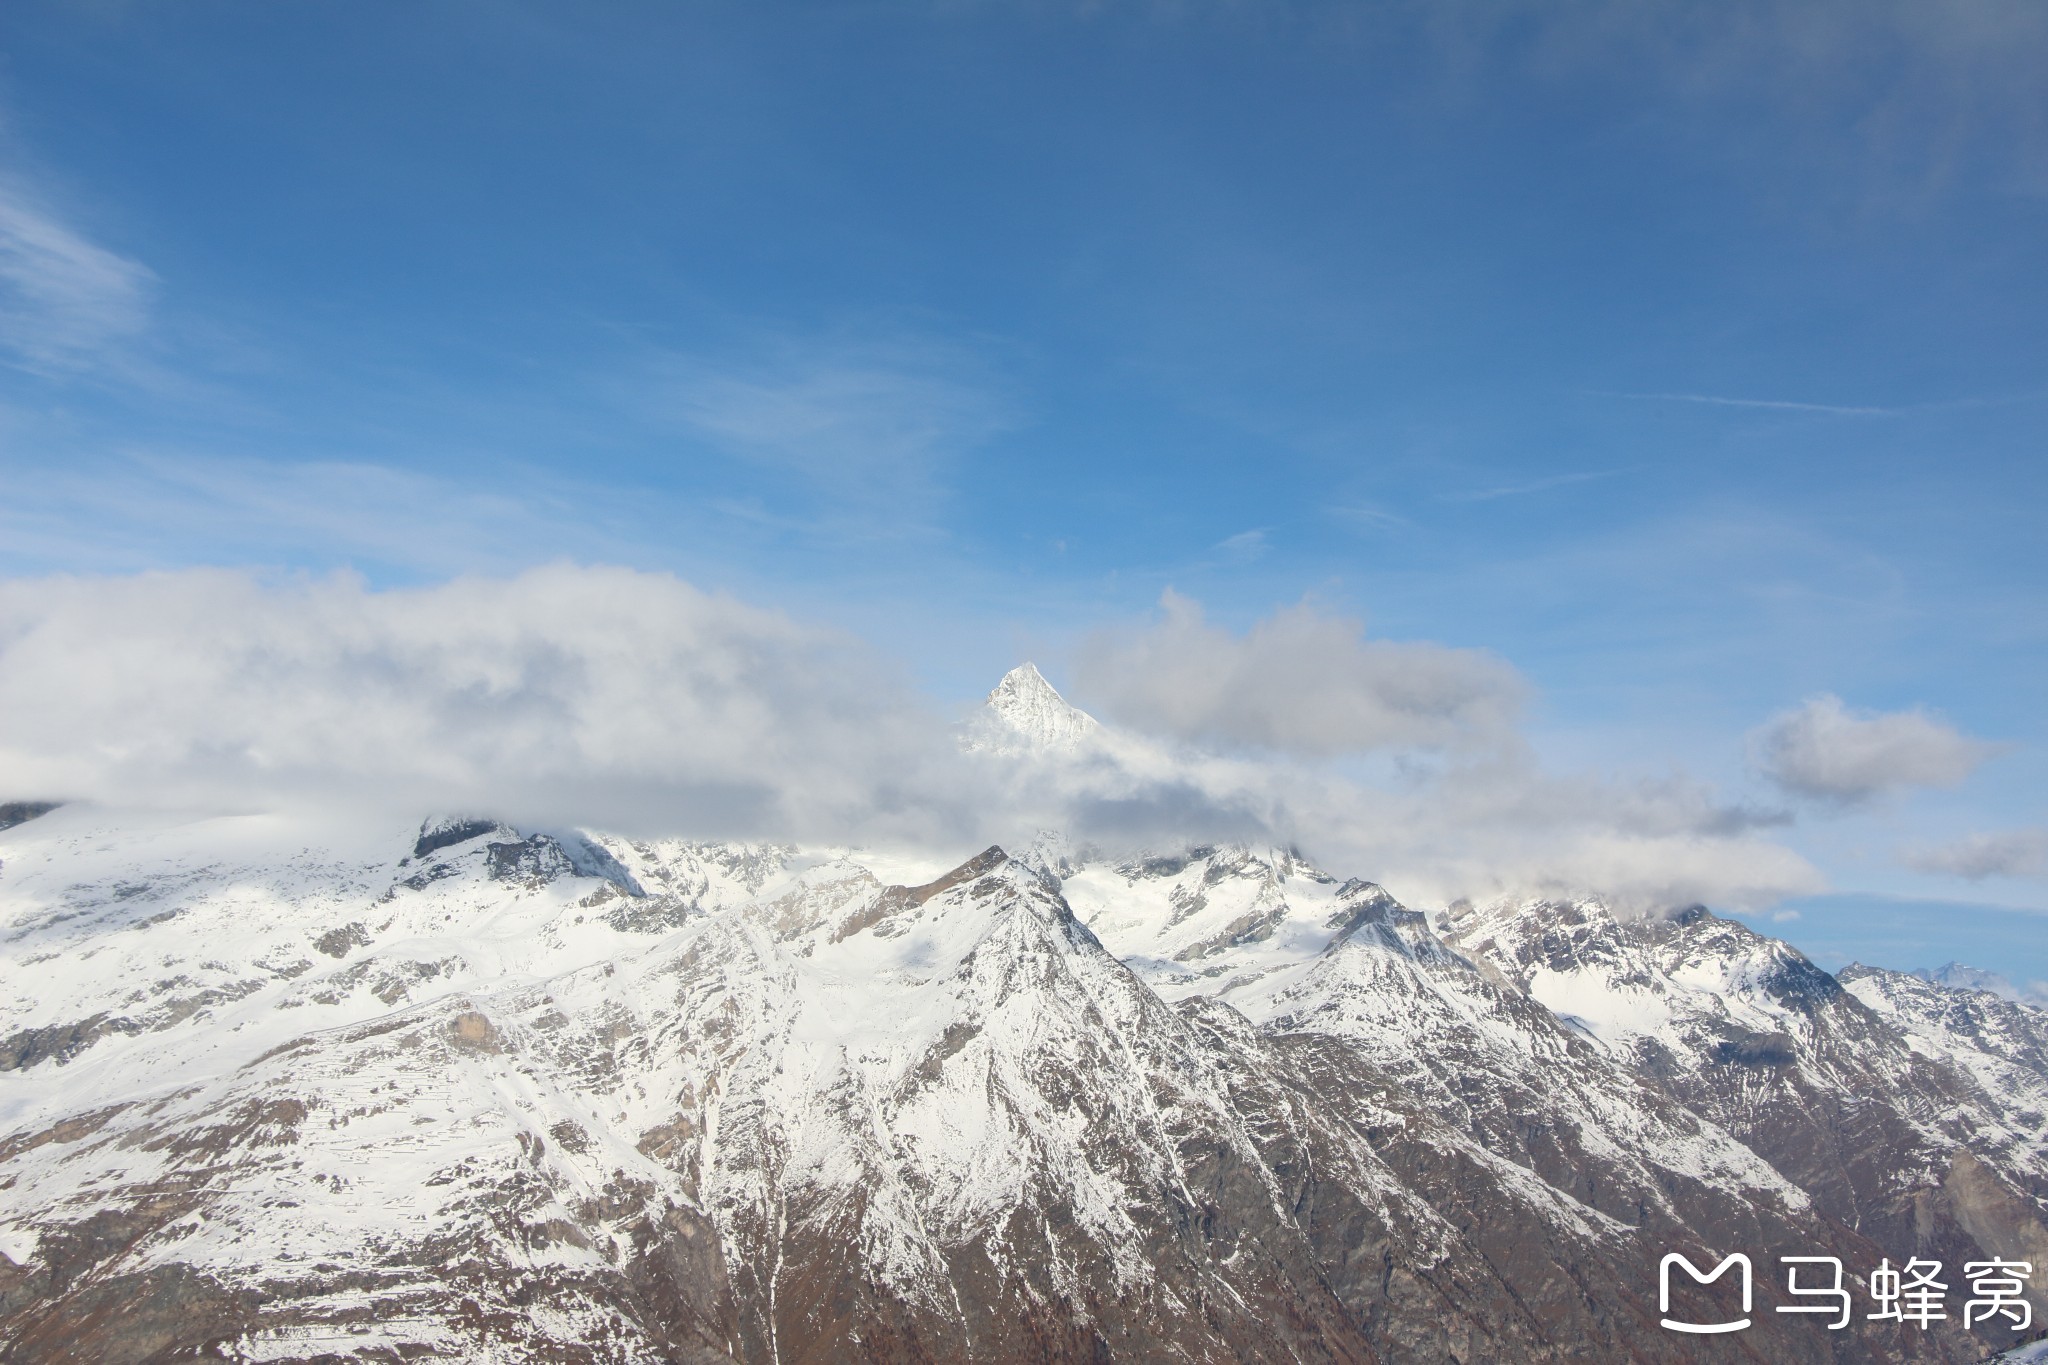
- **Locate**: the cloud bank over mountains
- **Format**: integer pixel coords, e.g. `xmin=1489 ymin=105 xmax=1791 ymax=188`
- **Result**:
xmin=1074 ymin=589 xmax=1526 ymax=759
xmin=0 ymin=563 xmax=1864 ymax=912
xmin=0 ymin=565 xmax=974 ymax=844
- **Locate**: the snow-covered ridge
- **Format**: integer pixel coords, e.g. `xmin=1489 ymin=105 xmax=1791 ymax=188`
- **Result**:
xmin=1446 ymin=893 xmax=2048 ymax=1248
xmin=5 ymin=796 xmax=2048 ymax=1360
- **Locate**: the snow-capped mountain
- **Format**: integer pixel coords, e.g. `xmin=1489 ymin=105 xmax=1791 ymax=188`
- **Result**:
xmin=975 ymin=662 xmax=1101 ymax=752
xmin=3 ymin=670 xmax=2046 ymax=1363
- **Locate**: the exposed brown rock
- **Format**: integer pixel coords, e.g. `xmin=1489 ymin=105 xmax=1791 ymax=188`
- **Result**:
xmin=449 ymin=1008 xmax=502 ymax=1053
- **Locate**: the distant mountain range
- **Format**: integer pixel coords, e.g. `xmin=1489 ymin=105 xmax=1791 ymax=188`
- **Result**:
xmin=1914 ymin=961 xmax=2048 ymax=1009
xmin=2 ymin=668 xmax=2045 ymax=1362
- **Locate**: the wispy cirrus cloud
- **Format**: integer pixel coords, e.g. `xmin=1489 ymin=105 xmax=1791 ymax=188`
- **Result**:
xmin=0 ymin=181 xmax=155 ymax=375
xmin=637 ymin=332 xmax=1014 ymax=520
xmin=0 ymin=449 xmax=650 ymax=581
xmin=1445 ymin=469 xmax=1628 ymax=503
xmin=1616 ymin=391 xmax=1898 ymax=418
xmin=1328 ymin=504 xmax=1408 ymax=531
xmin=1210 ymin=528 xmax=1269 ymax=563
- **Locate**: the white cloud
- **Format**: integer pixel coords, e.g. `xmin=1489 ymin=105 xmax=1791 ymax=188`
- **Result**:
xmin=0 ymin=182 xmax=154 ymax=374
xmin=0 ymin=565 xmax=980 ymax=845
xmin=1278 ymin=760 xmax=1823 ymax=913
xmin=1903 ymin=828 xmax=2048 ymax=881
xmin=1050 ymin=592 xmax=1818 ymax=910
xmin=1749 ymin=693 xmax=2003 ymax=802
xmin=1071 ymin=590 xmax=1525 ymax=758
xmin=0 ymin=567 xmax=1823 ymax=914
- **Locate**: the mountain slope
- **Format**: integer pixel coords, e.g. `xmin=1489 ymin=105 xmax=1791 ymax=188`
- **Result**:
xmin=5 ymin=803 xmax=2041 ymax=1360
xmin=1444 ymin=895 xmax=2048 ymax=1323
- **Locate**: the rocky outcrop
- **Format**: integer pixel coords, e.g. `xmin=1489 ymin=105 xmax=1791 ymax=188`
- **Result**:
xmin=0 ymin=802 xmax=59 ymax=834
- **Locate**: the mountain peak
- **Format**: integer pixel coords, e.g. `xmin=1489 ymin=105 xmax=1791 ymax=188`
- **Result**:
xmin=984 ymin=662 xmax=1100 ymax=750
xmin=991 ymin=660 xmax=1056 ymax=699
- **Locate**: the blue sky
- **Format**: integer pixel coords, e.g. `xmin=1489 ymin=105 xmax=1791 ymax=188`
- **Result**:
xmin=1 ymin=2 xmax=2043 ymax=979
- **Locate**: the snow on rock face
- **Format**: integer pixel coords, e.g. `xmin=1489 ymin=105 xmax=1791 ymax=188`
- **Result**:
xmin=1232 ymin=885 xmax=1813 ymax=1236
xmin=1060 ymin=843 xmax=1354 ymax=996
xmin=1842 ymin=964 xmax=2048 ymax=1179
xmin=0 ymin=801 xmax=60 ymax=834
xmin=412 ymin=814 xmax=506 ymax=860
xmin=0 ymin=807 xmax=797 ymax=1132
xmin=1440 ymin=896 xmax=1826 ymax=1058
xmin=0 ymin=829 xmax=1455 ymax=1360
xmin=3 ymin=806 xmax=2045 ymax=1361
xmin=975 ymin=661 xmax=1100 ymax=752
xmin=1445 ymin=894 xmax=2048 ymax=1301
